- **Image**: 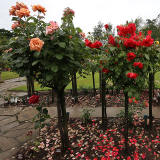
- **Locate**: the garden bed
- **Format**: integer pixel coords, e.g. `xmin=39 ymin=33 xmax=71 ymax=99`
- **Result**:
xmin=2 ymin=89 xmax=160 ymax=108
xmin=16 ymin=118 xmax=160 ymax=160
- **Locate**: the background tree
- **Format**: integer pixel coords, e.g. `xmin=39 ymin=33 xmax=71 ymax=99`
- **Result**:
xmin=0 ymin=29 xmax=13 ymax=82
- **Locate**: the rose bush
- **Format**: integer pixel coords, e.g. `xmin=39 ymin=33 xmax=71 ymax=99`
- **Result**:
xmin=5 ymin=2 xmax=46 ymax=96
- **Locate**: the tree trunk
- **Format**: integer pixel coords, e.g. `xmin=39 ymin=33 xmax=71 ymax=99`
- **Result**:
xmin=72 ymin=72 xmax=78 ymax=103
xmin=51 ymin=88 xmax=54 ymax=104
xmin=31 ymin=76 xmax=34 ymax=95
xmin=56 ymin=88 xmax=69 ymax=151
xmin=124 ymin=92 xmax=129 ymax=153
xmin=101 ymin=72 xmax=107 ymax=129
xmin=92 ymin=71 xmax=96 ymax=96
xmin=0 ymin=72 xmax=2 ymax=82
xmin=99 ymin=71 xmax=102 ymax=102
xmin=26 ymin=76 xmax=34 ymax=97
xmin=26 ymin=76 xmax=31 ymax=97
xmin=149 ymin=73 xmax=153 ymax=129
xmin=152 ymin=72 xmax=155 ymax=97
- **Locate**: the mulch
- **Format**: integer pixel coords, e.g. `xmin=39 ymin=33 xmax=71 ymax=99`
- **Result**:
xmin=16 ymin=118 xmax=160 ymax=160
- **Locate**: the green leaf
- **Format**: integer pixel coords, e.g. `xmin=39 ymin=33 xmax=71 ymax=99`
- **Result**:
xmin=43 ymin=108 xmax=48 ymax=115
xmin=145 ymin=54 xmax=149 ymax=60
xmin=40 ymin=118 xmax=45 ymax=122
xmin=36 ymin=106 xmax=42 ymax=112
xmin=34 ymin=51 xmax=41 ymax=57
xmin=58 ymin=42 xmax=66 ymax=48
xmin=32 ymin=60 xmax=39 ymax=66
xmin=51 ymin=65 xmax=58 ymax=72
xmin=46 ymin=74 xmax=53 ymax=81
xmin=55 ymin=54 xmax=63 ymax=60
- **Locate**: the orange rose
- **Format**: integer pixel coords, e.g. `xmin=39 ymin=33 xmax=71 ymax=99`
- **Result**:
xmin=69 ymin=35 xmax=72 ymax=39
xmin=9 ymin=6 xmax=17 ymax=16
xmin=29 ymin=38 xmax=44 ymax=52
xmin=9 ymin=2 xmax=28 ymax=16
xmin=16 ymin=8 xmax=30 ymax=18
xmin=11 ymin=21 xmax=20 ymax=30
xmin=16 ymin=2 xmax=28 ymax=10
xmin=32 ymin=5 xmax=46 ymax=14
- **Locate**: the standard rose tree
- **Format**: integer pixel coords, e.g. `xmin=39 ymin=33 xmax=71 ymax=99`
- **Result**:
xmin=33 ymin=7 xmax=86 ymax=151
xmin=100 ymin=23 xmax=154 ymax=154
xmin=6 ymin=2 xmax=45 ymax=96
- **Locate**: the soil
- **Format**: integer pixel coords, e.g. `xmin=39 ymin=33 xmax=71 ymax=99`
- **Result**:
xmin=16 ymin=118 xmax=160 ymax=160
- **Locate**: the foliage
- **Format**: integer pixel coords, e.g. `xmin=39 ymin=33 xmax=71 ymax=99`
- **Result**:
xmin=33 ymin=103 xmax=50 ymax=130
xmin=81 ymin=108 xmax=93 ymax=124
xmin=117 ymin=104 xmax=144 ymax=126
xmin=34 ymin=8 xmax=87 ymax=91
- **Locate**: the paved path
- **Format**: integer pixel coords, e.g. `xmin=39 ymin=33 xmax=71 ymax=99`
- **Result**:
xmin=0 ymin=78 xmax=160 ymax=159
xmin=0 ymin=77 xmax=27 ymax=106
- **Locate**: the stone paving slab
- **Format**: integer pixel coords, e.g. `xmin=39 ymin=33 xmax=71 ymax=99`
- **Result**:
xmin=0 ymin=148 xmax=18 ymax=160
xmin=0 ymin=137 xmax=19 ymax=152
xmin=16 ymin=129 xmax=39 ymax=144
xmin=1 ymin=121 xmax=20 ymax=133
xmin=18 ymin=107 xmax=37 ymax=122
xmin=0 ymin=116 xmax=17 ymax=127
xmin=0 ymin=107 xmax=22 ymax=116
xmin=0 ymin=115 xmax=10 ymax=121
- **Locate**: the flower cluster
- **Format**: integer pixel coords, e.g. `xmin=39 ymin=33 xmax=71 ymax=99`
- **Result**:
xmin=29 ymin=38 xmax=44 ymax=52
xmin=85 ymin=39 xmax=102 ymax=49
xmin=127 ymin=52 xmax=136 ymax=61
xmin=133 ymin=62 xmax=143 ymax=69
xmin=63 ymin=7 xmax=75 ymax=16
xmin=102 ymin=68 xmax=110 ymax=74
xmin=46 ymin=21 xmax=59 ymax=35
xmin=9 ymin=2 xmax=30 ymax=18
xmin=128 ymin=97 xmax=138 ymax=104
xmin=117 ymin=23 xmax=136 ymax=37
xmin=108 ymin=35 xmax=116 ymax=46
xmin=126 ymin=72 xmax=138 ymax=79
xmin=117 ymin=23 xmax=154 ymax=48
xmin=32 ymin=5 xmax=46 ymax=14
xmin=29 ymin=95 xmax=39 ymax=104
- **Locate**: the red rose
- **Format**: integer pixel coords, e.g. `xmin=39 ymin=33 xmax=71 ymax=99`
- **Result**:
xmin=128 ymin=97 xmax=138 ymax=104
xmin=117 ymin=23 xmax=136 ymax=37
xmin=142 ymin=35 xmax=154 ymax=47
xmin=126 ymin=72 xmax=138 ymax=79
xmin=102 ymin=68 xmax=110 ymax=74
xmin=29 ymin=95 xmax=39 ymax=104
xmin=133 ymin=62 xmax=143 ymax=69
xmin=85 ymin=39 xmax=102 ymax=49
xmin=85 ymin=39 xmax=92 ymax=48
xmin=108 ymin=35 xmax=116 ymax=46
xmin=124 ymin=38 xmax=137 ymax=48
xmin=92 ymin=40 xmax=102 ymax=48
xmin=104 ymin=24 xmax=109 ymax=30
xmin=147 ymin=30 xmax=152 ymax=35
xmin=127 ymin=52 xmax=136 ymax=61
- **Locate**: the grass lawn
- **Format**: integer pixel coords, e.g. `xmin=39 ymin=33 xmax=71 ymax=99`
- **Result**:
xmin=10 ymin=71 xmax=160 ymax=91
xmin=10 ymin=72 xmax=100 ymax=91
xmin=1 ymin=71 xmax=19 ymax=81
